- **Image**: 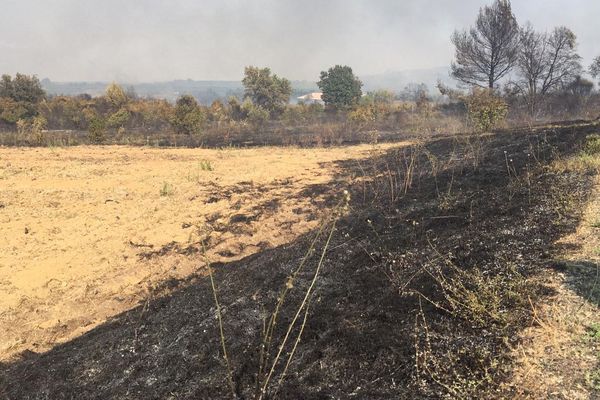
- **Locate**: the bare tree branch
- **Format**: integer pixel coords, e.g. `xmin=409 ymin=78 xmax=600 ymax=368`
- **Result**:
xmin=513 ymin=25 xmax=582 ymax=117
xmin=451 ymin=0 xmax=519 ymax=89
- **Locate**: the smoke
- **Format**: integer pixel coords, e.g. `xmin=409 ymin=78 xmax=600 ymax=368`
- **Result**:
xmin=1 ymin=0 xmax=598 ymax=82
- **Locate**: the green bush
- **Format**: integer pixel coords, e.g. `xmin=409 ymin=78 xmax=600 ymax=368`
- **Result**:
xmin=583 ymin=135 xmax=600 ymax=156
xmin=88 ymin=116 xmax=106 ymax=143
xmin=30 ymin=116 xmax=47 ymax=144
xmin=282 ymin=105 xmax=305 ymax=125
xmin=170 ymin=95 xmax=205 ymax=135
xmin=282 ymin=103 xmax=324 ymax=126
xmin=242 ymin=66 xmax=291 ymax=117
xmin=242 ymin=100 xmax=269 ymax=127
xmin=464 ymin=88 xmax=508 ymax=132
xmin=348 ymin=104 xmax=377 ymax=126
xmin=106 ymin=108 xmax=131 ymax=129
xmin=160 ymin=182 xmax=174 ymax=196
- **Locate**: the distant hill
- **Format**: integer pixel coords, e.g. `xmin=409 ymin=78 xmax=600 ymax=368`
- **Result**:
xmin=361 ymin=66 xmax=454 ymax=93
xmin=41 ymin=67 xmax=454 ymax=104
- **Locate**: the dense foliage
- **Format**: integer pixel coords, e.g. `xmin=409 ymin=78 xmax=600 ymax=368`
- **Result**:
xmin=1 ymin=3 xmax=599 ymax=145
xmin=242 ymin=66 xmax=291 ymax=117
xmin=465 ymin=88 xmax=508 ymax=132
xmin=0 ymin=74 xmax=45 ymax=125
xmin=171 ymin=95 xmax=205 ymax=135
xmin=317 ymin=65 xmax=363 ymax=110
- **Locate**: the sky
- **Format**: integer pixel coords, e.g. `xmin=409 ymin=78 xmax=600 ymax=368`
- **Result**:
xmin=0 ymin=0 xmax=598 ymax=82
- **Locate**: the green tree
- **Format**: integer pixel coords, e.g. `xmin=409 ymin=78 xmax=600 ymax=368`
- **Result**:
xmin=227 ymin=97 xmax=245 ymax=121
xmin=106 ymin=108 xmax=131 ymax=129
xmin=0 ymin=97 xmax=30 ymax=124
xmin=88 ymin=116 xmax=106 ymax=143
xmin=128 ymin=99 xmax=173 ymax=131
xmin=241 ymin=99 xmax=269 ymax=127
xmin=242 ymin=66 xmax=291 ymax=116
xmin=317 ymin=65 xmax=362 ymax=109
xmin=0 ymin=73 xmax=45 ymax=103
xmin=105 ymin=83 xmax=128 ymax=109
xmin=0 ymin=74 xmax=45 ymax=125
xmin=171 ymin=95 xmax=205 ymax=135
xmin=40 ymin=96 xmax=92 ymax=130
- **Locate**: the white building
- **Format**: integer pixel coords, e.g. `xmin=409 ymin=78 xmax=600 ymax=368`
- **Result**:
xmin=297 ymin=92 xmax=324 ymax=105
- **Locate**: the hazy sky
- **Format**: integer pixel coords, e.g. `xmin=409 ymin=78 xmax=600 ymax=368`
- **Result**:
xmin=0 ymin=0 xmax=598 ymax=82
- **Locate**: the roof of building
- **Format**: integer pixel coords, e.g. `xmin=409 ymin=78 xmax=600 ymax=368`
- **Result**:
xmin=297 ymin=92 xmax=323 ymax=101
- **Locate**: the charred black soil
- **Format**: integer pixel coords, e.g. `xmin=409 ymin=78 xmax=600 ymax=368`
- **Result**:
xmin=1 ymin=122 xmax=599 ymax=399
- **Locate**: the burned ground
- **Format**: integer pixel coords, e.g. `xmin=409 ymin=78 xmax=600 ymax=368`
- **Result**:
xmin=1 ymin=122 xmax=599 ymax=399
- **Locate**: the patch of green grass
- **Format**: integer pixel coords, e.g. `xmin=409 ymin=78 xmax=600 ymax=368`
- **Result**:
xmin=160 ymin=182 xmax=174 ymax=197
xmin=550 ymin=151 xmax=600 ymax=176
xmin=199 ymin=159 xmax=213 ymax=171
xmin=586 ymin=368 xmax=600 ymax=390
xmin=186 ymin=160 xmax=214 ymax=182
xmin=584 ymin=135 xmax=600 ymax=156
xmin=591 ymin=221 xmax=600 ymax=228
xmin=588 ymin=323 xmax=600 ymax=340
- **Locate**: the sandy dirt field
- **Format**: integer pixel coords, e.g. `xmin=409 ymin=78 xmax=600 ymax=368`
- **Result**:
xmin=0 ymin=143 xmax=404 ymax=361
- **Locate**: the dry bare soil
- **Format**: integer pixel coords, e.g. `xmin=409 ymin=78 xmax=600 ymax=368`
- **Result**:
xmin=0 ymin=143 xmax=404 ymax=361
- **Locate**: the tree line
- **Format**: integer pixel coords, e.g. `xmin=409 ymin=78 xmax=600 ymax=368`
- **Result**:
xmin=451 ymin=0 xmax=599 ymax=118
xmin=0 ymin=64 xmax=368 ymax=141
xmin=0 ymin=0 xmax=598 ymax=144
